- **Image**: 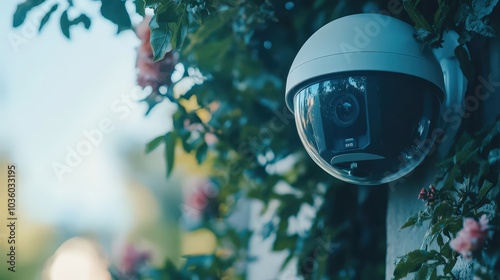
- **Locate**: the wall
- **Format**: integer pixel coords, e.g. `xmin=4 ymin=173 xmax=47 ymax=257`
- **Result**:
xmin=385 ymin=38 xmax=500 ymax=279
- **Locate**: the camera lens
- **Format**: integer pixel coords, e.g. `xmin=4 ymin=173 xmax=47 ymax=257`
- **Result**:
xmin=331 ymin=93 xmax=359 ymax=127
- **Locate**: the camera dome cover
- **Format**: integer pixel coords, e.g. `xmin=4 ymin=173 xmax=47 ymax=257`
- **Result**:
xmin=285 ymin=13 xmax=445 ymax=111
xmin=286 ymin=14 xmax=446 ymax=185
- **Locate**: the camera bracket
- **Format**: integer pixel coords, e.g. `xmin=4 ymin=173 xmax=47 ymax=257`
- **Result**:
xmin=431 ymin=31 xmax=468 ymax=157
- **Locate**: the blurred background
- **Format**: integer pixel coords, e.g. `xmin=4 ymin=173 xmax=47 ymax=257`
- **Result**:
xmin=0 ymin=1 xmax=209 ymax=279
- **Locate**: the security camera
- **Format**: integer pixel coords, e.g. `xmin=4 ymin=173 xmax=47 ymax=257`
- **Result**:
xmin=285 ymin=14 xmax=466 ymax=185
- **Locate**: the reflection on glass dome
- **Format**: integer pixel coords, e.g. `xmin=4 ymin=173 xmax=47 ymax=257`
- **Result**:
xmin=293 ymin=72 xmax=442 ymax=185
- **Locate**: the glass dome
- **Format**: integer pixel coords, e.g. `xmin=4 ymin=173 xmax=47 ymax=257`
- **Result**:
xmin=293 ymin=71 xmax=443 ymax=185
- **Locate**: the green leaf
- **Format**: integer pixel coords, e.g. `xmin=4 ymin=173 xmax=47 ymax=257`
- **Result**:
xmin=60 ymin=10 xmax=71 ymax=39
xmin=443 ymin=255 xmax=457 ymax=275
xmin=38 ymin=3 xmax=58 ymax=32
xmin=59 ymin=11 xmax=91 ymax=39
xmin=145 ymin=135 xmax=165 ymax=153
xmin=144 ymin=0 xmax=161 ymax=9
xmin=195 ymin=142 xmax=208 ymax=164
xmin=279 ymin=250 xmax=295 ymax=271
xmin=440 ymin=241 xmax=453 ymax=260
xmin=436 ymin=233 xmax=444 ymax=248
xmin=433 ymin=0 xmax=451 ymax=32
xmin=432 ymin=203 xmax=454 ymax=222
xmin=414 ymin=263 xmax=437 ymax=280
xmin=13 ymin=0 xmax=45 ymax=27
xmin=164 ymin=131 xmax=178 ymax=177
xmin=403 ymin=0 xmax=433 ymax=32
xmin=394 ymin=250 xmax=438 ymax=279
xmin=478 ymin=180 xmax=494 ymax=200
xmin=155 ymin=1 xmax=180 ymax=23
xmin=455 ymin=2 xmax=471 ymax=25
xmin=272 ymin=234 xmax=298 ymax=251
xmin=149 ymin=15 xmax=172 ymax=62
xmin=184 ymin=8 xmax=238 ymax=53
xmin=400 ymin=213 xmax=419 ymax=230
xmin=441 ymin=164 xmax=460 ymax=191
xmin=148 ymin=1 xmax=191 ymax=58
xmin=100 ymin=0 xmax=132 ymax=33
xmin=453 ymin=150 xmax=469 ymax=165
xmin=189 ymin=35 xmax=233 ymax=69
xmin=72 ymin=14 xmax=91 ymax=29
xmin=180 ymin=131 xmax=195 ymax=153
xmin=421 ymin=217 xmax=460 ymax=249
xmin=162 ymin=259 xmax=185 ymax=279
xmin=134 ymin=0 xmax=145 ymax=17
xmin=475 ymin=161 xmax=491 ymax=188
xmin=169 ymin=16 xmax=188 ymax=50
xmin=454 ymin=45 xmax=474 ymax=80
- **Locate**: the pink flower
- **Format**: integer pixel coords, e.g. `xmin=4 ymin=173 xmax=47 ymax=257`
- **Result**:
xmin=135 ymin=16 xmax=153 ymax=55
xmin=186 ymin=180 xmax=214 ymax=216
xmin=121 ymin=244 xmax=151 ymax=275
xmin=183 ymin=119 xmax=218 ymax=145
xmin=204 ymin=132 xmax=218 ymax=146
xmin=184 ymin=119 xmax=204 ymax=132
xmin=134 ymin=16 xmax=177 ymax=90
xmin=449 ymin=215 xmax=490 ymax=259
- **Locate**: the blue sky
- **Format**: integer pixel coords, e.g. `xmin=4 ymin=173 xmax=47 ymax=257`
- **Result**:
xmin=0 ymin=0 xmax=175 ymax=234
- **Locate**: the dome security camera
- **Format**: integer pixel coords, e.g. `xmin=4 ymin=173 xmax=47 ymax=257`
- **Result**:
xmin=285 ymin=14 xmax=466 ymax=186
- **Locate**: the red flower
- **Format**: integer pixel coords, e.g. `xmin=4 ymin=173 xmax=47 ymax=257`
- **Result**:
xmin=418 ymin=188 xmax=428 ymax=200
xmin=418 ymin=184 xmax=437 ymax=206
xmin=450 ymin=215 xmax=490 ymax=259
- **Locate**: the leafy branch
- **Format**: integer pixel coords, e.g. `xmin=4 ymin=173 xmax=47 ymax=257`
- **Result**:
xmin=394 ymin=119 xmax=500 ymax=279
xmin=403 ymin=0 xmax=500 ymax=80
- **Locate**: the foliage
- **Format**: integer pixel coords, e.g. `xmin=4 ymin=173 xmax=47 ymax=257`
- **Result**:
xmin=394 ymin=119 xmax=500 ymax=279
xmin=109 ymin=224 xmax=251 ymax=279
xmin=140 ymin=1 xmax=390 ymax=279
xmin=11 ymin=0 xmax=500 ymax=279
xmin=402 ymin=0 xmax=500 ymax=80
xmin=13 ymin=0 xmax=132 ymax=37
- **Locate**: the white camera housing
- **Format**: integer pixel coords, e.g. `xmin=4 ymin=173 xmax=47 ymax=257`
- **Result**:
xmin=285 ymin=14 xmax=466 ymax=185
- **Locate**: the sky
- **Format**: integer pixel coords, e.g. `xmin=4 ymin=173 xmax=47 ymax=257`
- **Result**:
xmin=0 ymin=0 xmax=176 ymax=235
